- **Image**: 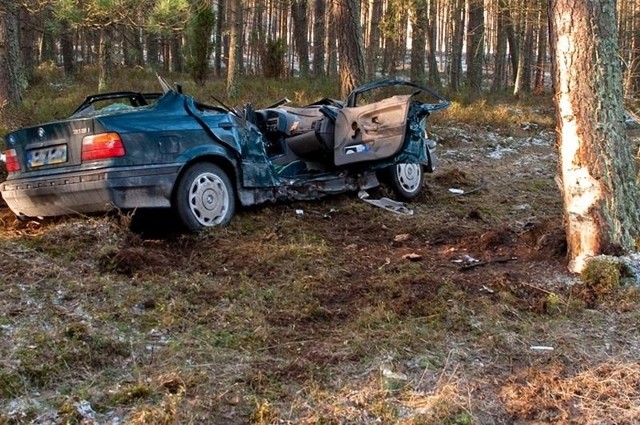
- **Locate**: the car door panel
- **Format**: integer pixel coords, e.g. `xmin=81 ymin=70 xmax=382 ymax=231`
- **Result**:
xmin=334 ymin=94 xmax=411 ymax=166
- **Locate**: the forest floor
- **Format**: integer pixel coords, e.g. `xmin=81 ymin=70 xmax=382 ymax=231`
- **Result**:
xmin=2 ymin=92 xmax=640 ymax=424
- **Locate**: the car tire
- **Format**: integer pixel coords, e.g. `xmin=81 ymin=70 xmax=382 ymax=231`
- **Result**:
xmin=384 ymin=163 xmax=424 ymax=201
xmin=174 ymin=163 xmax=236 ymax=231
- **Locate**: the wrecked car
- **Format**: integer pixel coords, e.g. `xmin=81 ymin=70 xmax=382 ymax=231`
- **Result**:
xmin=0 ymin=77 xmax=450 ymax=231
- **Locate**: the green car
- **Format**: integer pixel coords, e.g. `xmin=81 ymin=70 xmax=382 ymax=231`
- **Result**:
xmin=0 ymin=77 xmax=449 ymax=231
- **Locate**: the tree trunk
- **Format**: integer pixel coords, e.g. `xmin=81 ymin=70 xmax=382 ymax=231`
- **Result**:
xmin=491 ymin=0 xmax=508 ymax=93
xmin=505 ymin=4 xmax=518 ymax=84
xmin=61 ymin=19 xmax=75 ymax=76
xmin=366 ymin=0 xmax=382 ymax=79
xmin=171 ymin=32 xmax=183 ymax=73
xmin=18 ymin=6 xmax=36 ymax=81
xmin=549 ymin=0 xmax=640 ymax=273
xmin=291 ymin=0 xmax=309 ymax=77
xmin=226 ymin=0 xmax=239 ymax=98
xmin=332 ymin=0 xmax=365 ymax=97
xmin=146 ymin=32 xmax=160 ymax=70
xmin=465 ymin=0 xmax=484 ymax=97
xmin=514 ymin=5 xmax=534 ymax=97
xmin=0 ymin=1 xmax=22 ymax=107
xmin=426 ymin=0 xmax=441 ymax=88
xmin=533 ymin=5 xmax=547 ymax=95
xmin=448 ymin=0 xmax=465 ymax=91
xmin=40 ymin=8 xmax=56 ymax=63
xmin=313 ymin=0 xmax=326 ymax=77
xmin=214 ymin=0 xmax=224 ymax=77
xmin=411 ymin=0 xmax=427 ymax=82
xmin=98 ymin=26 xmax=113 ymax=92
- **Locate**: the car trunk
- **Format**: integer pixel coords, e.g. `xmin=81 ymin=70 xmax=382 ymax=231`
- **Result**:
xmin=4 ymin=118 xmax=102 ymax=179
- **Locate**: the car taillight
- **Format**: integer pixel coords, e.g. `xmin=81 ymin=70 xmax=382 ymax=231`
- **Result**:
xmin=81 ymin=132 xmax=125 ymax=161
xmin=4 ymin=149 xmax=20 ymax=172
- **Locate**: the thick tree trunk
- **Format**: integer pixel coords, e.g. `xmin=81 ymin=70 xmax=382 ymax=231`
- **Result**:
xmin=0 ymin=2 xmax=22 ymax=107
xmin=332 ymin=0 xmax=365 ymax=97
xmin=549 ymin=0 xmax=640 ymax=273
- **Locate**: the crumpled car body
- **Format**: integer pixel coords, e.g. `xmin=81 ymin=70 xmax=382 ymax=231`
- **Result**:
xmin=0 ymin=78 xmax=450 ymax=231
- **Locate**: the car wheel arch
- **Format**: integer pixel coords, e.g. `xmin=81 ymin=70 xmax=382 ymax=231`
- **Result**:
xmin=172 ymin=155 xmax=239 ymax=204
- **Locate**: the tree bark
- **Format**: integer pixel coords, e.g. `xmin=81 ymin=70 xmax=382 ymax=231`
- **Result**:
xmin=0 ymin=1 xmax=22 ymax=107
xmin=18 ymin=6 xmax=35 ymax=81
xmin=291 ymin=0 xmax=309 ymax=77
xmin=226 ymin=0 xmax=239 ymax=98
xmin=426 ymin=0 xmax=441 ymax=88
xmin=61 ymin=19 xmax=75 ymax=76
xmin=214 ymin=0 xmax=224 ymax=77
xmin=533 ymin=5 xmax=547 ymax=95
xmin=466 ymin=0 xmax=484 ymax=96
xmin=98 ymin=25 xmax=113 ymax=92
xmin=491 ymin=0 xmax=508 ymax=92
xmin=514 ymin=4 xmax=534 ymax=96
xmin=312 ymin=0 xmax=326 ymax=77
xmin=366 ymin=0 xmax=382 ymax=79
xmin=332 ymin=0 xmax=365 ymax=97
xmin=411 ymin=0 xmax=427 ymax=82
xmin=549 ymin=0 xmax=640 ymax=273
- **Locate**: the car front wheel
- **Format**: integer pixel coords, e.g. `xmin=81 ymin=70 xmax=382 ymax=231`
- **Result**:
xmin=174 ymin=163 xmax=235 ymax=231
xmin=385 ymin=163 xmax=424 ymax=200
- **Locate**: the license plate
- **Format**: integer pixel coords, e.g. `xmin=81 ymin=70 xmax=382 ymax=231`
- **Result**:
xmin=27 ymin=145 xmax=68 ymax=168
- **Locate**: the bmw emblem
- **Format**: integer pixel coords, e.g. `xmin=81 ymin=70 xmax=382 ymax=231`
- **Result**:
xmin=8 ymin=135 xmax=16 ymax=146
xmin=38 ymin=127 xmax=45 ymax=138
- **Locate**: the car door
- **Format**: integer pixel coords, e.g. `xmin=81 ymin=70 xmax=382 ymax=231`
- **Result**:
xmin=334 ymin=94 xmax=411 ymax=166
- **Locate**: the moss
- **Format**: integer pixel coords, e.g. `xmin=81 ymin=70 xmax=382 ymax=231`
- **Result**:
xmin=581 ymin=257 xmax=622 ymax=303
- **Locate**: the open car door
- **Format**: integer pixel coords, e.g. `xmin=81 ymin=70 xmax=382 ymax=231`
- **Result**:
xmin=334 ymin=94 xmax=412 ymax=166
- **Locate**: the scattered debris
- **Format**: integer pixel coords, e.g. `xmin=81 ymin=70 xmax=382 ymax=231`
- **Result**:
xmin=394 ymin=234 xmax=411 ymax=243
xmin=359 ymin=191 xmax=414 ymax=215
xmin=460 ymin=256 xmax=518 ymax=271
xmin=530 ymin=346 xmax=554 ymax=351
xmin=402 ymin=253 xmax=422 ymax=261
xmin=449 ymin=188 xmax=464 ymax=194
xmin=382 ymin=368 xmax=409 ymax=381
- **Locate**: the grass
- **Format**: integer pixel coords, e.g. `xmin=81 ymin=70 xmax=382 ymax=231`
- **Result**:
xmin=2 ymin=70 xmax=640 ymax=423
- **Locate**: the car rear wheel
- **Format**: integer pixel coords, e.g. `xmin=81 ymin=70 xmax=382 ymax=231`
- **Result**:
xmin=174 ymin=163 xmax=235 ymax=231
xmin=385 ymin=163 xmax=424 ymax=200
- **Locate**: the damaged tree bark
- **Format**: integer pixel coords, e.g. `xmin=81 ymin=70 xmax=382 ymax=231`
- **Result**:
xmin=548 ymin=0 xmax=640 ymax=273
